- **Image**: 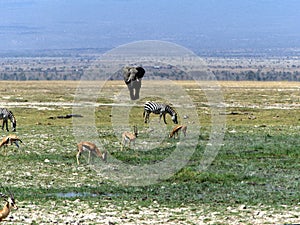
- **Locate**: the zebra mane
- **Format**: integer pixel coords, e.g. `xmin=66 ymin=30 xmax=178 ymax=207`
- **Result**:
xmin=165 ymin=104 xmax=177 ymax=115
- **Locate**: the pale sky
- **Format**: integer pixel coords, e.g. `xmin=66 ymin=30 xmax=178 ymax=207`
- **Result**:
xmin=0 ymin=0 xmax=299 ymax=51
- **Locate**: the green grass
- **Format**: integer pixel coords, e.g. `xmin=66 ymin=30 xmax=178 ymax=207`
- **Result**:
xmin=0 ymin=80 xmax=299 ymax=221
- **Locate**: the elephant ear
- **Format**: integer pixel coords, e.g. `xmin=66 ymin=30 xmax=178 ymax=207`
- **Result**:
xmin=136 ymin=67 xmax=145 ymax=79
xmin=123 ymin=67 xmax=132 ymax=84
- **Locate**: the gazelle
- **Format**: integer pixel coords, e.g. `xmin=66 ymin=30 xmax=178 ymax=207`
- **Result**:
xmin=0 ymin=191 xmax=18 ymax=221
xmin=0 ymin=134 xmax=22 ymax=148
xmin=121 ymin=125 xmax=138 ymax=150
xmin=0 ymin=134 xmax=22 ymax=155
xmin=169 ymin=125 xmax=187 ymax=139
xmin=76 ymin=141 xmax=107 ymax=165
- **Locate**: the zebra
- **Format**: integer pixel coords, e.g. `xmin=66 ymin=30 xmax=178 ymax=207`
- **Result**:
xmin=0 ymin=108 xmax=16 ymax=132
xmin=143 ymin=101 xmax=178 ymax=124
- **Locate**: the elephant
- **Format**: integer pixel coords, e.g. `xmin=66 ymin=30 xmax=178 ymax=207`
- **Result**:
xmin=123 ymin=66 xmax=145 ymax=100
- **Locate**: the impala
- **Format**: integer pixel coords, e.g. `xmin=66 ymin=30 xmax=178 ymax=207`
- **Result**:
xmin=0 ymin=134 xmax=22 ymax=155
xmin=76 ymin=141 xmax=107 ymax=165
xmin=0 ymin=191 xmax=18 ymax=222
xmin=169 ymin=125 xmax=187 ymax=139
xmin=121 ymin=126 xmax=138 ymax=150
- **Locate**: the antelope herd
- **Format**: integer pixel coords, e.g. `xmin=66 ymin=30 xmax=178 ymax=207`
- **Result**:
xmin=0 ymin=99 xmax=187 ymax=221
xmin=0 ymin=102 xmax=187 ymax=162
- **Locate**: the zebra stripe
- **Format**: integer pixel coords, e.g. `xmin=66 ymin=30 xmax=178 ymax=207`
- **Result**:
xmin=143 ymin=101 xmax=178 ymax=124
xmin=0 ymin=108 xmax=16 ymax=132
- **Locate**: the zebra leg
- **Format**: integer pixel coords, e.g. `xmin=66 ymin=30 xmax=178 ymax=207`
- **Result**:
xmin=1 ymin=120 xmax=4 ymax=131
xmin=5 ymin=120 xmax=9 ymax=131
xmin=163 ymin=114 xmax=168 ymax=124
xmin=159 ymin=114 xmax=163 ymax=123
xmin=144 ymin=111 xmax=149 ymax=123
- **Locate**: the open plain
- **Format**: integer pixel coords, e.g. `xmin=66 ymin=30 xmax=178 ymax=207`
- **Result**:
xmin=0 ymin=80 xmax=299 ymax=224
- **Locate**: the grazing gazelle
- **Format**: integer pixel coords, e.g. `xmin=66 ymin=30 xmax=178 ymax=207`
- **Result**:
xmin=0 ymin=134 xmax=22 ymax=155
xmin=121 ymin=125 xmax=138 ymax=150
xmin=76 ymin=141 xmax=107 ymax=165
xmin=0 ymin=134 xmax=22 ymax=148
xmin=0 ymin=190 xmax=18 ymax=221
xmin=169 ymin=125 xmax=187 ymax=139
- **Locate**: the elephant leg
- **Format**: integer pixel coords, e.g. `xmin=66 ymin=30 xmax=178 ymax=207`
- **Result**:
xmin=127 ymin=85 xmax=135 ymax=100
xmin=133 ymin=81 xmax=141 ymax=100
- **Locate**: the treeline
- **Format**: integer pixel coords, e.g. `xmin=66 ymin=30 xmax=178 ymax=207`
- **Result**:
xmin=214 ymin=69 xmax=300 ymax=81
xmin=1 ymin=69 xmax=300 ymax=81
xmin=1 ymin=61 xmax=300 ymax=81
xmin=0 ymin=68 xmax=83 ymax=80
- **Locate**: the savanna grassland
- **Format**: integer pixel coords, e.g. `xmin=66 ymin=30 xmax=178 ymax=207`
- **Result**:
xmin=0 ymin=80 xmax=299 ymax=224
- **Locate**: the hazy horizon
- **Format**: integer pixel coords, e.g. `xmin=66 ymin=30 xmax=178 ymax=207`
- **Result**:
xmin=0 ymin=0 xmax=300 ymax=53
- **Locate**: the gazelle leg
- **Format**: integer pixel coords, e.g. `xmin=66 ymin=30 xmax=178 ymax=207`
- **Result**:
xmin=88 ymin=150 xmax=91 ymax=164
xmin=76 ymin=152 xmax=81 ymax=165
xmin=121 ymin=139 xmax=125 ymax=151
xmin=14 ymin=141 xmax=20 ymax=148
